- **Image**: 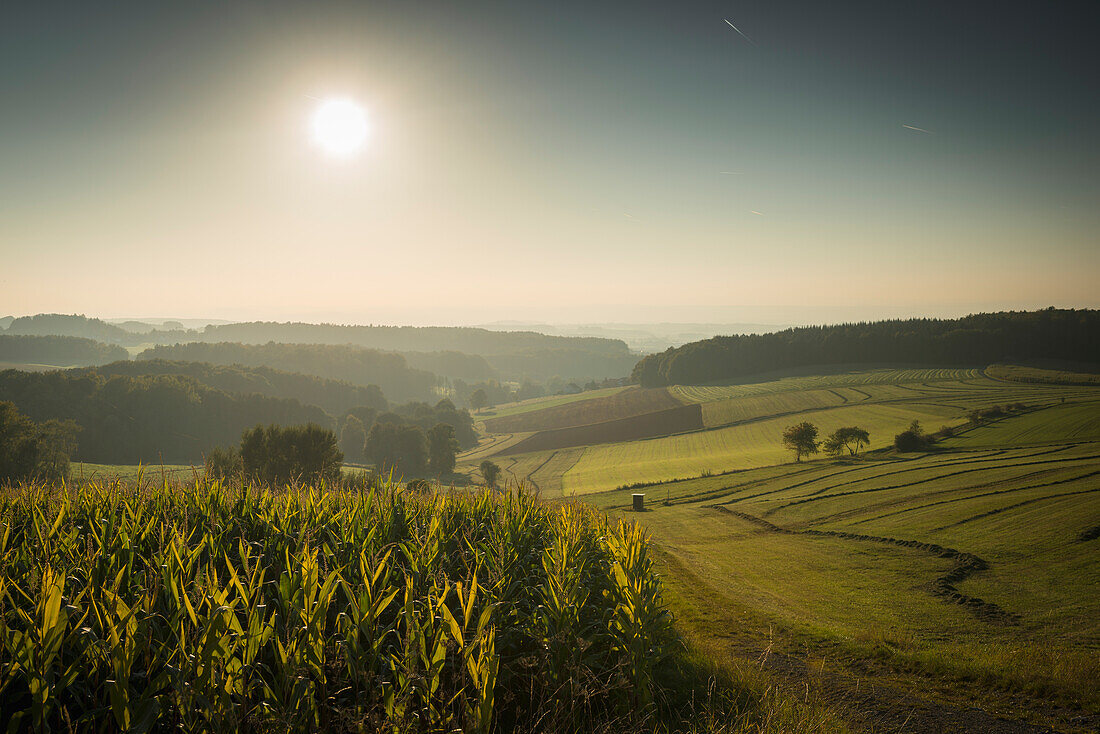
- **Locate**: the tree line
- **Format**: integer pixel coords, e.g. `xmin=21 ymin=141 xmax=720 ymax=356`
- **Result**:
xmin=634 ymin=309 xmax=1100 ymax=387
xmin=338 ymin=399 xmax=477 ymax=475
xmin=87 ymin=359 xmax=388 ymax=416
xmin=0 ymin=370 xmax=328 ymax=464
xmin=207 ymin=418 xmax=465 ymax=487
xmin=5 ymin=314 xmax=640 ymax=382
xmin=139 ymin=342 xmax=437 ymax=404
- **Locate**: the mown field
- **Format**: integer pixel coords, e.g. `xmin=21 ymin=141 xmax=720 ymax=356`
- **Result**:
xmin=559 ymin=402 xmax=962 ymax=496
xmin=69 ymin=462 xmax=200 ymax=482
xmin=584 ymin=406 xmax=1100 ymax=731
xmin=466 ymin=366 xmax=1100 ymax=501
xmin=987 ymin=363 xmax=1100 ymax=386
xmin=476 ymin=386 xmax=629 ymax=421
xmin=483 ymin=386 xmax=680 ymax=433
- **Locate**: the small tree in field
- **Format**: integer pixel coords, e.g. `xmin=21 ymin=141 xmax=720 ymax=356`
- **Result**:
xmin=479 ymin=459 xmax=501 ymax=488
xmin=825 ymin=426 xmax=870 ymax=457
xmin=782 ymin=422 xmax=820 ymax=462
xmin=822 ymin=433 xmax=845 ymax=457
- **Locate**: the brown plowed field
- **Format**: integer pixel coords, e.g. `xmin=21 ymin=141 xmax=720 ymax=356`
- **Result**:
xmin=497 ymin=403 xmax=704 ymax=456
xmin=484 ymin=387 xmax=684 ymax=433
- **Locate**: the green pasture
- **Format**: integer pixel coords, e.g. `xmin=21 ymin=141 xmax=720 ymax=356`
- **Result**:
xmin=476 ymin=386 xmax=628 ymax=420
xmin=669 ymin=366 xmax=985 ymax=404
xmin=70 ymin=462 xmax=201 ymax=482
xmin=585 ymin=410 xmax=1100 ymax=716
xmin=948 ymin=401 xmax=1100 ymax=447
xmin=557 ymin=402 xmax=964 ymax=496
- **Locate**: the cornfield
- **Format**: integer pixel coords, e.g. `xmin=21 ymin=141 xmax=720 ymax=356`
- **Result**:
xmin=0 ymin=478 xmax=674 ymax=732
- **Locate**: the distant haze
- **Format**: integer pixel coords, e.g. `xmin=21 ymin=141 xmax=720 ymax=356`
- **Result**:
xmin=2 ymin=1 xmax=1097 ymax=320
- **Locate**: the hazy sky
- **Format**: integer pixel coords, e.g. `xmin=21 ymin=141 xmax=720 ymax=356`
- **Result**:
xmin=2 ymin=0 xmax=1097 ymax=325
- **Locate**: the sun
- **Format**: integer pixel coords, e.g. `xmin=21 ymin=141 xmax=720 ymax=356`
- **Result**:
xmin=310 ymin=97 xmax=369 ymax=158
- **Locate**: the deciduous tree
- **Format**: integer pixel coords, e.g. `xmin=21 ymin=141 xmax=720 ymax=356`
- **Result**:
xmin=782 ymin=422 xmax=820 ymax=462
xmin=427 ymin=423 xmax=459 ymax=475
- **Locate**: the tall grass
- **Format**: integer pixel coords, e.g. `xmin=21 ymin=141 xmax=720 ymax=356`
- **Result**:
xmin=0 ymin=478 xmax=676 ymax=732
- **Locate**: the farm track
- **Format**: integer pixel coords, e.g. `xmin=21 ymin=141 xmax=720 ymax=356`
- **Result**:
xmin=709 ymin=506 xmax=1018 ymax=624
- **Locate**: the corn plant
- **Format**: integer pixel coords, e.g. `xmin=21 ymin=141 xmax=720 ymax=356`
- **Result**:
xmin=0 ymin=478 xmax=674 ymax=732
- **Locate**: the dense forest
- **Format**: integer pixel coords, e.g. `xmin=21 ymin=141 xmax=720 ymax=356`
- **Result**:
xmin=189 ymin=324 xmax=637 ymax=380
xmin=86 ymin=359 xmax=389 ymax=415
xmin=633 ymin=309 xmax=1100 ymax=386
xmin=139 ymin=342 xmax=436 ymax=403
xmin=0 ymin=335 xmax=129 ymax=367
xmin=5 ymin=314 xmax=131 ymax=343
xmin=0 ymin=370 xmax=328 ymax=464
xmin=400 ymin=350 xmax=497 ymax=381
xmin=197 ymin=321 xmax=628 ymax=354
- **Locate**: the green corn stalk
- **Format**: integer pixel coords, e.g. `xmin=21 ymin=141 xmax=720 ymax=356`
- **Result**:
xmin=1 ymin=566 xmax=86 ymax=733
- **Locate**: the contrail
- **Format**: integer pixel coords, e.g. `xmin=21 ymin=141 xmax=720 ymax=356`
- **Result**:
xmin=724 ymin=19 xmax=757 ymax=46
xmin=719 ymin=171 xmax=745 ymax=175
xmin=902 ymin=124 xmax=933 ymax=134
xmin=750 ymin=210 xmax=764 ymax=216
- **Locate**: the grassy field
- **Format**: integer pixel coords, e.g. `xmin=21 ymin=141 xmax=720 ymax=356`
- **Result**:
xmin=468 ymin=365 xmax=1100 ymax=502
xmin=0 ymin=360 xmax=68 ymax=372
xmin=669 ymin=367 xmax=987 ymax=404
xmin=53 ymin=366 xmax=1100 ymax=731
xmin=581 ymin=406 xmax=1100 ymax=731
xmin=988 ymin=362 xmax=1100 ymax=386
xmin=475 ymin=385 xmax=629 ymax=421
xmin=483 ymin=386 xmax=680 ymax=433
xmin=557 ymin=402 xmax=963 ymax=496
xmin=69 ymin=462 xmax=200 ymax=482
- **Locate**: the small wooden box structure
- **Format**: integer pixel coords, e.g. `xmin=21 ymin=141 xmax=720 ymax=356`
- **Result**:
xmin=632 ymin=493 xmax=645 ymax=512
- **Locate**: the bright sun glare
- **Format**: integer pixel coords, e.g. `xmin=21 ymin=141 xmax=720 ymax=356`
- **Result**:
xmin=310 ymin=98 xmax=369 ymax=158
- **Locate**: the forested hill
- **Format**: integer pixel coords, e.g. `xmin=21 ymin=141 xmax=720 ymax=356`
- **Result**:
xmin=0 ymin=335 xmax=128 ymax=367
xmin=81 ymin=360 xmax=389 ymax=416
xmin=195 ymin=323 xmax=638 ymax=381
xmin=632 ymin=309 xmax=1100 ymax=387
xmin=5 ymin=316 xmax=640 ymax=381
xmin=5 ymin=314 xmax=130 ymax=343
xmin=138 ymin=342 xmax=436 ymax=404
xmin=198 ymin=321 xmax=629 ymax=355
xmin=0 ymin=370 xmax=328 ymax=464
